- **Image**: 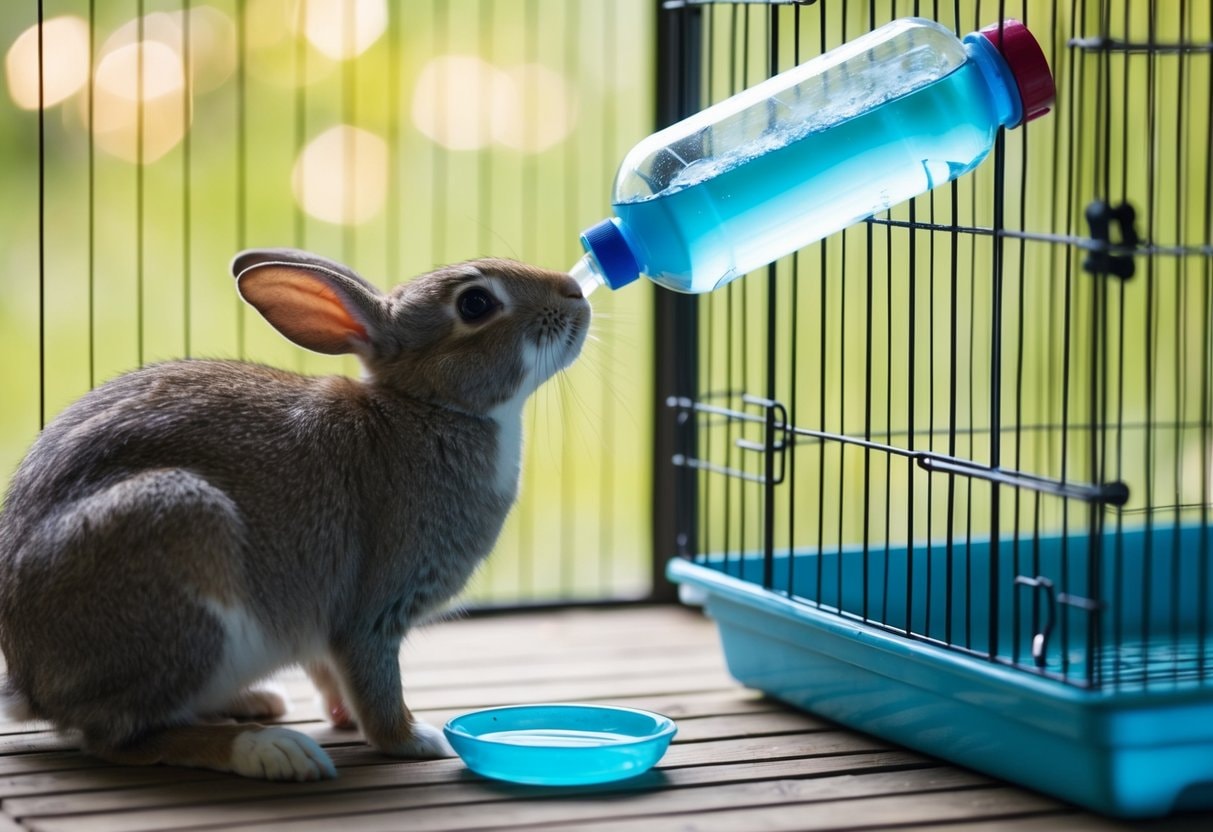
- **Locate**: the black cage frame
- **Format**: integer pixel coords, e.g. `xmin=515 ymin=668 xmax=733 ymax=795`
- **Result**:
xmin=653 ymin=0 xmax=1213 ymax=691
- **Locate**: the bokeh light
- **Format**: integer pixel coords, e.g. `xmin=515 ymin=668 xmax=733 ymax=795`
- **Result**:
xmin=5 ymin=16 xmax=91 ymax=110
xmin=101 ymin=8 xmax=236 ymax=94
xmin=100 ymin=12 xmax=181 ymax=57
xmin=295 ymin=0 xmax=388 ymax=61
xmin=492 ymin=63 xmax=578 ymax=153
xmin=245 ymin=0 xmax=291 ymax=50
xmin=180 ymin=6 xmax=239 ymax=93
xmin=292 ymin=125 xmax=389 ymax=225
xmin=91 ymin=41 xmax=190 ymax=164
xmin=244 ymin=0 xmax=338 ymax=87
xmin=411 ymin=55 xmax=511 ymax=151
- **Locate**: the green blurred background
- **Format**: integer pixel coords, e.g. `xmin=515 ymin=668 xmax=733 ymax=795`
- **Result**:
xmin=0 ymin=0 xmax=656 ymax=605
xmin=2 ymin=0 xmax=1210 ymax=607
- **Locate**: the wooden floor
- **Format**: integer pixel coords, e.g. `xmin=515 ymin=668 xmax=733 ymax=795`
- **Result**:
xmin=0 ymin=605 xmax=1208 ymax=832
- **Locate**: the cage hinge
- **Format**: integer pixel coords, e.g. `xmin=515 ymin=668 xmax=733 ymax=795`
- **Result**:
xmin=1013 ymin=575 xmax=1103 ymax=669
xmin=1083 ymin=200 xmax=1140 ymax=279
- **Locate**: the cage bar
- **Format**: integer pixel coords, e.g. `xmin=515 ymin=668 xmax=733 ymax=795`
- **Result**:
xmin=668 ymin=0 xmax=1213 ymax=695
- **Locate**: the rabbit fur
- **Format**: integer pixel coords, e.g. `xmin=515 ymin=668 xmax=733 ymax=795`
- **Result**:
xmin=0 ymin=249 xmax=591 ymax=780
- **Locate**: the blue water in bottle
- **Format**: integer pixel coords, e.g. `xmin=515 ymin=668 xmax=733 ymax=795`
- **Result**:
xmin=614 ymin=66 xmax=997 ymax=293
xmin=574 ymin=18 xmax=1054 ymax=295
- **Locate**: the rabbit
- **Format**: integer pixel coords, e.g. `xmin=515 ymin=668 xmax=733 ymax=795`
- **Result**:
xmin=0 ymin=248 xmax=591 ymax=781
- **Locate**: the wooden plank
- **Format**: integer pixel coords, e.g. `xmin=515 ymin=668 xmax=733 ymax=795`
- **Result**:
xmin=5 ymin=721 xmax=895 ymax=816
xmin=0 ymin=641 xmax=728 ymax=736
xmin=397 ymin=668 xmax=741 ymax=711
xmin=0 ymin=607 xmax=722 ymax=732
xmin=24 ymin=766 xmax=994 ymax=832
xmin=663 ymin=710 xmax=827 ymax=742
xmin=0 ymin=690 xmax=773 ymax=765
xmin=0 ymin=665 xmax=742 ymax=760
xmin=429 ymin=689 xmax=777 ymax=727
xmin=298 ymin=650 xmax=729 ymax=695
xmin=0 ymin=689 xmax=776 ymax=780
xmin=0 ymin=605 xmax=1128 ymax=832
xmin=8 ymin=751 xmax=934 ymax=829
xmin=0 ymin=721 xmax=54 ymax=736
xmin=260 ymin=708 xmax=823 ymax=749
xmin=261 ymin=729 xmax=890 ymax=774
xmin=401 ymin=621 xmax=718 ymax=666
xmin=541 ymin=688 xmax=774 ymax=720
xmin=217 ymin=682 xmax=771 ymax=729
xmin=0 ymin=731 xmax=77 ymax=756
xmin=912 ymin=815 xmax=1152 ymax=832
xmin=0 ymin=729 xmax=868 ymax=802
xmin=0 ymin=751 xmax=108 ymax=779
xmin=0 ymin=746 xmax=466 ymax=802
xmin=661 ymin=730 xmax=891 ymax=767
xmin=410 ymin=606 xmax=711 ymax=642
xmin=0 ymin=766 xmax=231 ymax=803
xmin=530 ymin=787 xmax=1064 ymax=832
xmin=400 ymin=608 xmax=715 ymax=661
xmin=0 ymin=606 xmax=715 ymax=683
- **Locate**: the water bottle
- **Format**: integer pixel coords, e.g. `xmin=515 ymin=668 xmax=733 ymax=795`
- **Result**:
xmin=572 ymin=17 xmax=1055 ymax=295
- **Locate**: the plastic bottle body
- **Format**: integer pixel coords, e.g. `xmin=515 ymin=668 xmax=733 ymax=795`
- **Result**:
xmin=578 ymin=17 xmax=1048 ymax=294
xmin=616 ymin=48 xmax=1005 ymax=292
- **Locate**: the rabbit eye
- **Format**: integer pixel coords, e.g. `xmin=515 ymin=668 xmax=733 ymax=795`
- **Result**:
xmin=457 ymin=287 xmax=497 ymax=323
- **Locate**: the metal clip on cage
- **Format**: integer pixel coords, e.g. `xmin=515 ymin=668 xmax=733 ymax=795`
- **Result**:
xmin=663 ymin=0 xmax=1213 ymax=818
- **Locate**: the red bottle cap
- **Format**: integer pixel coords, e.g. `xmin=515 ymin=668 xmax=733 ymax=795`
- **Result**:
xmin=979 ymin=19 xmax=1055 ymax=125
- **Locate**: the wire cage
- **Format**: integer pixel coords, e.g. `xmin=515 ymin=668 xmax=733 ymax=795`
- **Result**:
xmin=661 ymin=0 xmax=1213 ymax=818
xmin=0 ymin=0 xmax=659 ymax=608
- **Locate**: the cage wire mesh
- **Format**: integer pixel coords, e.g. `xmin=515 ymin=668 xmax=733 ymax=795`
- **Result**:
xmin=666 ymin=0 xmax=1213 ymax=691
xmin=1 ymin=0 xmax=658 ymax=606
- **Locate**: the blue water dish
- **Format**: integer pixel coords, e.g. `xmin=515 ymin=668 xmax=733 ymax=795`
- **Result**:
xmin=444 ymin=704 xmax=677 ymax=786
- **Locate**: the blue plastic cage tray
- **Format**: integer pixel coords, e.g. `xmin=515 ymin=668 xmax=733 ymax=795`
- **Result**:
xmin=669 ymin=523 xmax=1213 ymax=818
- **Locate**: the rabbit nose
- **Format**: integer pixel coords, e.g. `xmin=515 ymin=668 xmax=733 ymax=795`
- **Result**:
xmin=559 ymin=276 xmax=584 ymax=300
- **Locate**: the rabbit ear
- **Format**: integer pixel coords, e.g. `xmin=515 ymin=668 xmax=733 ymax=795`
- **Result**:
xmin=236 ymin=261 xmax=385 ymax=356
xmin=230 ymin=248 xmax=370 ymax=286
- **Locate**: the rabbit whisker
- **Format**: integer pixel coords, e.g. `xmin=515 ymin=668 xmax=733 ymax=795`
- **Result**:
xmin=571 ymin=388 xmax=606 ymax=453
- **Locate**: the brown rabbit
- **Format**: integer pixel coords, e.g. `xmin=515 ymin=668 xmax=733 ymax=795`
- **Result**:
xmin=0 ymin=249 xmax=590 ymax=780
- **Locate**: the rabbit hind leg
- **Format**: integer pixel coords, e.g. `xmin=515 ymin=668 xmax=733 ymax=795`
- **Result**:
xmin=1 ymin=470 xmax=250 ymax=741
xmin=87 ymin=723 xmax=336 ymax=781
xmin=212 ymin=683 xmax=290 ymax=721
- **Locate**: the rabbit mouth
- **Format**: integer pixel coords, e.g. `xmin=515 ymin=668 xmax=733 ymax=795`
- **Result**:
xmin=532 ymin=323 xmax=586 ymax=379
xmin=527 ymin=309 xmax=589 ymax=384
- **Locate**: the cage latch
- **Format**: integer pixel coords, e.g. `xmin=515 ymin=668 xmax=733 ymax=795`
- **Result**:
xmin=1013 ymin=575 xmax=1102 ymax=669
xmin=1083 ymin=201 xmax=1139 ymax=279
xmin=667 ymin=394 xmax=789 ymax=486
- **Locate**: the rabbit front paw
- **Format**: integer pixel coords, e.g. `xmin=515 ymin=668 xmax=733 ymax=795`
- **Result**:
xmin=230 ymin=727 xmax=338 ymax=781
xmin=377 ymin=720 xmax=455 ymax=759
